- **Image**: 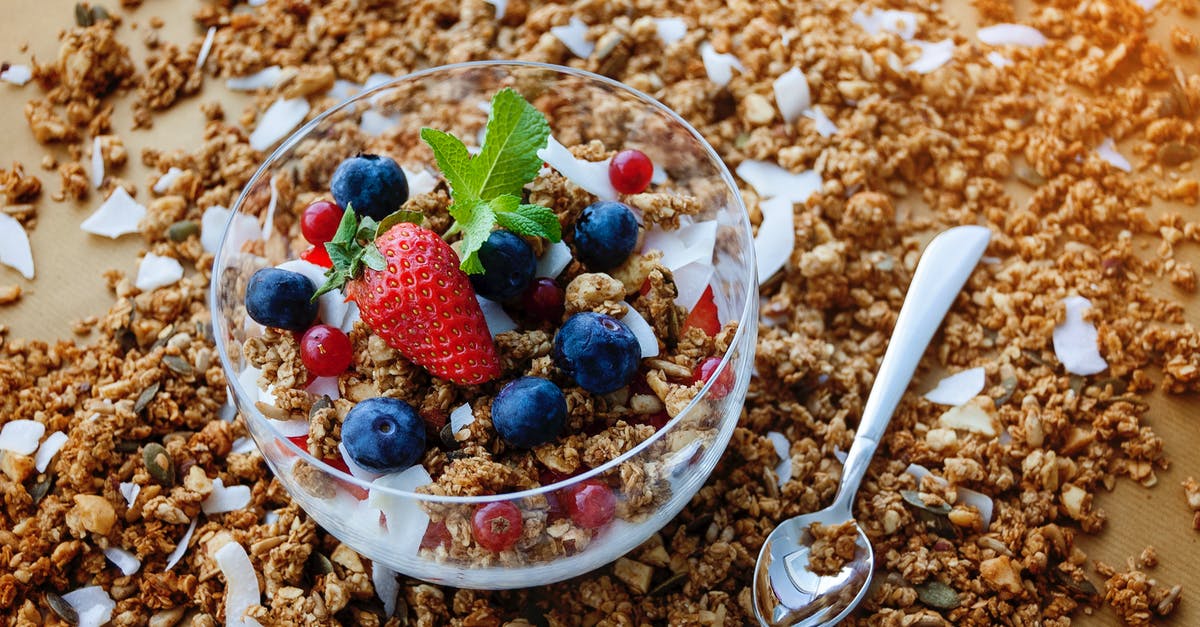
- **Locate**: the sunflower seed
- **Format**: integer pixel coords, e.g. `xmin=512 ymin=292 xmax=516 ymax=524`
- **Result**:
xmin=143 ymin=443 xmax=175 ymax=486
xmin=135 ymin=381 xmax=161 ymax=414
xmin=46 ymin=591 xmax=79 ymax=625
xmin=164 ymin=354 xmax=194 ymax=377
xmin=915 ymin=580 xmax=960 ymax=609
xmin=1055 ymin=569 xmax=1099 ymax=597
xmin=167 ymin=220 xmax=200 ymax=242
xmin=993 ymin=375 xmax=1018 ymax=407
xmin=1158 ymin=142 xmax=1197 ymax=167
xmin=308 ymin=551 xmax=333 ymax=575
xmin=647 ymin=571 xmax=687 ymax=597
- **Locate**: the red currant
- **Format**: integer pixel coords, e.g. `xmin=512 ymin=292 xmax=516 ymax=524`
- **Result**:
xmin=299 ymin=324 xmax=354 ymax=377
xmin=562 ymin=479 xmax=616 ymax=529
xmin=693 ymin=356 xmax=733 ymax=399
xmin=520 ymin=277 xmax=565 ymax=324
xmin=300 ymin=200 xmax=344 ymax=245
xmin=472 ymin=501 xmax=523 ymax=552
xmin=300 ymin=245 xmax=332 ymax=268
xmin=608 ymin=149 xmax=654 ymax=195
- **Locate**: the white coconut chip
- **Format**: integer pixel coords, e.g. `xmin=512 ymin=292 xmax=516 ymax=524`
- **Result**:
xmin=261 ymin=175 xmax=279 ymax=240
xmin=651 ymin=163 xmax=667 ymax=185
xmin=248 ymin=0 xmax=266 ymax=6
xmin=1095 ymin=137 xmax=1132 ymax=172
xmin=34 ymin=430 xmax=68 ymax=473
xmin=654 ymin=17 xmax=687 ymax=46
xmin=1136 ymin=0 xmax=1157 ymax=9
xmin=699 ymin=42 xmax=745 ymax=87
xmin=363 ymin=72 xmax=394 ymax=92
xmin=0 ymin=419 xmax=44 ymax=455
xmin=802 ymin=107 xmax=839 ymax=137
xmin=551 ymin=17 xmax=594 ymax=58
xmin=119 ymin=482 xmax=141 ymax=508
xmin=765 ymin=431 xmax=792 ymax=486
xmin=754 ymin=196 xmax=796 ymax=281
xmin=368 ymin=466 xmax=433 ymax=557
xmin=262 ymin=510 xmax=280 ymax=524
xmin=735 ymin=159 xmax=821 ymax=203
xmin=306 ymin=376 xmax=340 ymax=401
xmin=483 ymin=0 xmax=507 ymax=19
xmin=135 ymin=253 xmax=185 ymax=292
xmin=924 ymin=367 xmax=986 ymax=406
xmin=340 ymin=301 xmax=361 ymax=333
xmin=399 ymin=166 xmax=438 ymax=197
xmin=81 ymin=187 xmax=147 ymax=239
xmin=214 ymin=541 xmax=264 ymax=627
xmin=0 ymin=212 xmax=35 ymax=279
xmin=537 ymin=135 xmax=618 ymax=200
xmin=336 ymin=442 xmax=382 ymax=482
xmin=476 ymin=296 xmax=518 ymax=337
xmin=91 ymin=136 xmax=104 ymax=189
xmin=196 ymin=27 xmax=216 ymax=72
xmin=104 ymin=547 xmax=142 ymax=576
xmin=1053 ymin=296 xmax=1109 ymax=375
xmin=986 ymin=51 xmax=1014 ymax=68
xmin=904 ymin=462 xmax=994 ymax=529
xmin=535 ymin=240 xmax=573 ymax=278
xmin=977 ymin=24 xmax=1047 ymax=47
xmin=621 ymin=307 xmax=660 ymax=358
xmin=249 ymin=98 xmax=310 ymax=152
xmin=360 ymin=110 xmax=396 ymax=137
xmin=165 ymin=517 xmax=198 ymax=571
xmin=226 ymin=66 xmax=284 ymax=91
xmin=773 ymin=67 xmax=810 ymax=123
xmin=62 ymin=586 xmax=116 ymax=627
xmin=230 ymin=436 xmax=257 ymax=455
xmin=851 ymin=8 xmax=918 ymax=40
xmin=643 ymin=220 xmax=717 ymax=271
xmin=202 ymin=478 xmax=253 ymax=515
xmin=266 ymin=418 xmax=309 ymax=439
xmin=672 ymin=262 xmax=715 ymax=310
xmin=372 ymin=561 xmax=401 ymax=617
xmin=276 ymin=259 xmax=349 ymax=327
xmin=328 ymin=79 xmax=360 ymax=102
xmin=907 ymin=39 xmax=955 ymax=74
xmin=450 ymin=403 xmax=475 ymax=434
xmin=153 ymin=167 xmax=185 ymax=194
xmin=0 ymin=63 xmax=33 ymax=85
xmin=201 ymin=205 xmax=246 ymax=254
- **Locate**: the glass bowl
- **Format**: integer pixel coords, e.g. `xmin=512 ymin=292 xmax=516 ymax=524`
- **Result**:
xmin=211 ymin=61 xmax=758 ymax=588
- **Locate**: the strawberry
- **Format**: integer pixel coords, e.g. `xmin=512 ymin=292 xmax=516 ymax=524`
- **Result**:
xmin=683 ymin=285 xmax=721 ymax=337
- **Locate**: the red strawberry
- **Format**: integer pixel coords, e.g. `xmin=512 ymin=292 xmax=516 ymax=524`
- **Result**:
xmin=683 ymin=285 xmax=720 ymax=337
xmin=346 ymin=222 xmax=500 ymax=385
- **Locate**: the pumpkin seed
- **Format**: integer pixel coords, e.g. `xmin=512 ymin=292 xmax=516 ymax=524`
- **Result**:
xmin=29 ymin=474 xmax=54 ymax=504
xmin=993 ymin=375 xmax=1018 ymax=408
xmin=164 ymin=354 xmax=194 ymax=377
xmin=685 ymin=512 xmax=714 ymax=533
xmin=308 ymin=551 xmax=333 ymax=575
xmin=916 ymin=580 xmax=960 ymax=609
xmin=135 ymin=381 xmax=161 ymax=414
xmin=74 ymin=3 xmax=94 ymax=27
xmin=439 ymin=423 xmax=457 ymax=450
xmin=1055 ymin=569 xmax=1099 ymax=597
xmin=116 ymin=328 xmax=138 ymax=354
xmin=46 ymin=591 xmax=79 ymax=625
xmin=309 ymin=396 xmax=333 ymax=420
xmin=648 ymin=571 xmax=687 ymax=597
xmin=1068 ymin=375 xmax=1084 ymax=395
xmin=167 ymin=220 xmax=200 ymax=242
xmin=143 ymin=443 xmax=175 ymax=486
xmin=91 ymin=5 xmax=110 ymax=21
xmin=900 ymin=490 xmax=951 ymax=516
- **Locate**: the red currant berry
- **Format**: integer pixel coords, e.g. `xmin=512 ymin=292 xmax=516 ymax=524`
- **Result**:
xmin=299 ymin=324 xmax=354 ymax=377
xmin=693 ymin=356 xmax=733 ymax=399
xmin=520 ymin=277 xmax=565 ymax=324
xmin=562 ymin=479 xmax=616 ymax=529
xmin=608 ymin=149 xmax=654 ymax=195
xmin=300 ymin=200 xmax=344 ymax=245
xmin=300 ymin=245 xmax=332 ymax=268
xmin=472 ymin=501 xmax=523 ymax=552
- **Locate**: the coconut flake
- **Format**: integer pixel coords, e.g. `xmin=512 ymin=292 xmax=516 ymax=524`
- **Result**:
xmin=202 ymin=205 xmax=251 ymax=254
xmin=957 ymin=486 xmax=995 ymax=530
xmin=802 ymin=107 xmax=838 ymax=137
xmin=214 ymin=541 xmax=264 ymax=627
xmin=165 ymin=517 xmax=197 ymax=571
xmin=277 ymin=259 xmax=349 ymax=327
xmin=773 ymin=67 xmax=810 ymax=123
xmin=306 ymin=376 xmax=340 ymax=401
xmin=537 ymin=135 xmax=618 ymax=200
xmin=651 ymin=163 xmax=667 ymax=184
xmin=361 ymin=110 xmax=396 ymax=137
xmin=699 ymin=42 xmax=745 ymax=87
xmin=1096 ymin=137 xmax=1132 ymax=172
xmin=368 ymin=466 xmax=433 ymax=557
xmin=986 ymin=51 xmax=1014 ymax=68
xmin=672 ymin=262 xmax=715 ymax=310
xmin=340 ymin=301 xmax=361 ymax=333
xmin=230 ymin=437 xmax=257 ymax=455
xmin=766 ymin=431 xmax=792 ymax=486
xmin=654 ymin=17 xmax=687 ymax=46
xmin=924 ymin=367 xmax=986 ymax=406
xmin=62 ymin=586 xmax=116 ymax=627
xmin=202 ymin=478 xmax=253 ymax=515
xmin=90 ymin=136 xmax=104 ymax=189
xmin=851 ymin=8 xmax=918 ymax=40
xmin=262 ymin=510 xmax=279 ymax=524
xmin=977 ymin=24 xmax=1047 ymax=47
xmin=450 ymin=403 xmax=475 ymax=433
xmin=153 ymin=167 xmax=185 ymax=194
xmin=104 ymin=547 xmax=142 ymax=576
xmin=621 ymin=307 xmax=660 ymax=358
xmin=261 ymin=175 xmax=279 ymax=240
xmin=483 ymin=0 xmax=507 ymax=19
xmin=196 ymin=27 xmax=216 ymax=72
xmin=81 ymin=187 xmax=147 ymax=239
xmin=34 ymin=430 xmax=68 ymax=473
xmin=0 ymin=64 xmax=32 ymax=85
xmin=336 ymin=442 xmax=382 ymax=482
xmin=249 ymin=98 xmax=310 ymax=152
xmin=0 ymin=213 xmax=35 ymax=279
xmin=119 ymin=482 xmax=141 ymax=508
xmin=907 ymin=39 xmax=955 ymax=74
xmin=266 ymin=418 xmax=309 ymax=438
xmin=328 ymin=79 xmax=360 ymax=102
xmin=135 ymin=253 xmax=185 ymax=292
xmin=372 ymin=561 xmax=401 ymax=617
xmin=551 ymin=17 xmax=594 ymax=58
xmin=226 ymin=66 xmax=284 ymax=91
xmin=1053 ymin=296 xmax=1108 ymax=375
xmin=476 ymin=296 xmax=518 ymax=337
xmin=0 ymin=419 xmax=44 ymax=455
xmin=644 ymin=220 xmax=717 ymax=271
xmin=535 ymin=240 xmax=573 ymax=278
xmin=754 ymin=196 xmax=796 ymax=281
xmin=402 ymin=166 xmax=438 ymax=196
xmin=735 ymin=159 xmax=821 ymax=203
xmin=1136 ymin=0 xmax=1157 ymax=9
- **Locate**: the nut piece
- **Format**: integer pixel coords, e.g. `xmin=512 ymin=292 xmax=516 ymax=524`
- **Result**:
xmin=0 ymin=451 xmax=35 ymax=482
xmin=565 ymin=272 xmax=627 ymax=316
xmin=936 ymin=396 xmax=998 ymax=436
xmin=69 ymin=494 xmax=116 ymax=535
xmin=979 ymin=555 xmax=1024 ymax=595
xmin=612 ymin=557 xmax=654 ymax=594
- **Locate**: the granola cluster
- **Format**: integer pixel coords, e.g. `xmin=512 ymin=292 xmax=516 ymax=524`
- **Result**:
xmin=2 ymin=0 xmax=1199 ymax=625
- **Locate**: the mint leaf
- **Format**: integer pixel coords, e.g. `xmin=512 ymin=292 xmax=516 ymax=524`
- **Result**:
xmin=451 ymin=197 xmax=495 ymax=275
xmin=420 ymin=128 xmax=474 ymax=198
xmin=473 ymin=88 xmax=551 ymax=199
xmin=492 ymin=200 xmax=561 ymax=242
xmin=514 ymin=204 xmax=562 ymax=241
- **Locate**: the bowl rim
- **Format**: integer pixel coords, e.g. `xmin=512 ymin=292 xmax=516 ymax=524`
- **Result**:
xmin=211 ymin=59 xmax=758 ymax=504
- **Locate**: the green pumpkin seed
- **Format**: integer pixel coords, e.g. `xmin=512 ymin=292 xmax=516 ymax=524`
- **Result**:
xmin=74 ymin=3 xmax=94 ymax=27
xmin=164 ymin=354 xmax=194 ymax=377
xmin=46 ymin=591 xmax=79 ymax=625
xmin=167 ymin=220 xmax=200 ymax=242
xmin=91 ymin=5 xmax=110 ymax=21
xmin=647 ymin=571 xmax=687 ymax=597
xmin=993 ymin=375 xmax=1018 ymax=408
xmin=900 ymin=490 xmax=951 ymax=516
xmin=439 ymin=423 xmax=457 ymax=450
xmin=309 ymin=396 xmax=333 ymax=420
xmin=143 ymin=443 xmax=175 ymax=486
xmin=29 ymin=474 xmax=54 ymax=504
xmin=916 ymin=580 xmax=960 ymax=609
xmin=1055 ymin=569 xmax=1099 ymax=597
xmin=308 ymin=551 xmax=333 ymax=575
xmin=135 ymin=381 xmax=161 ymax=414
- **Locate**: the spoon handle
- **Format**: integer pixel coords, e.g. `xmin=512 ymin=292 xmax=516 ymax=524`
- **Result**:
xmin=831 ymin=226 xmax=991 ymax=513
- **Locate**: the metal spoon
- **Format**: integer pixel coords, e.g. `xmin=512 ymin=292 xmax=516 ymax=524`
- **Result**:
xmin=753 ymin=225 xmax=992 ymax=627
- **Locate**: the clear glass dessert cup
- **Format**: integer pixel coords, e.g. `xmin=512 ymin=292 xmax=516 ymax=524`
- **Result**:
xmin=211 ymin=61 xmax=758 ymax=588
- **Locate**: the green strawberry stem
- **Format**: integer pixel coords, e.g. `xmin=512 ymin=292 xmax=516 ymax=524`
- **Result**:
xmin=313 ymin=207 xmax=422 ymax=299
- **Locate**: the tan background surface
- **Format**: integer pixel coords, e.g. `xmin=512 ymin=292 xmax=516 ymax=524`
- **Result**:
xmin=1 ymin=2 xmax=1197 ymax=624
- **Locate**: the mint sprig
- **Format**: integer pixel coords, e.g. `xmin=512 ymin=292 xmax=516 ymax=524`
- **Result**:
xmin=420 ymin=87 xmax=562 ymax=274
xmin=313 ymin=206 xmax=422 ymax=299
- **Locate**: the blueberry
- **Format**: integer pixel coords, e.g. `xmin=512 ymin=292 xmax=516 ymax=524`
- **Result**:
xmin=341 ymin=397 xmax=426 ymax=473
xmin=491 ymin=377 xmax=568 ymax=448
xmin=572 ymin=201 xmax=639 ymax=271
xmin=552 ymin=312 xmax=640 ymax=394
xmin=244 ymin=267 xmax=319 ymax=332
xmin=469 ymin=230 xmax=536 ymax=302
xmin=330 ymin=153 xmax=409 ymax=221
